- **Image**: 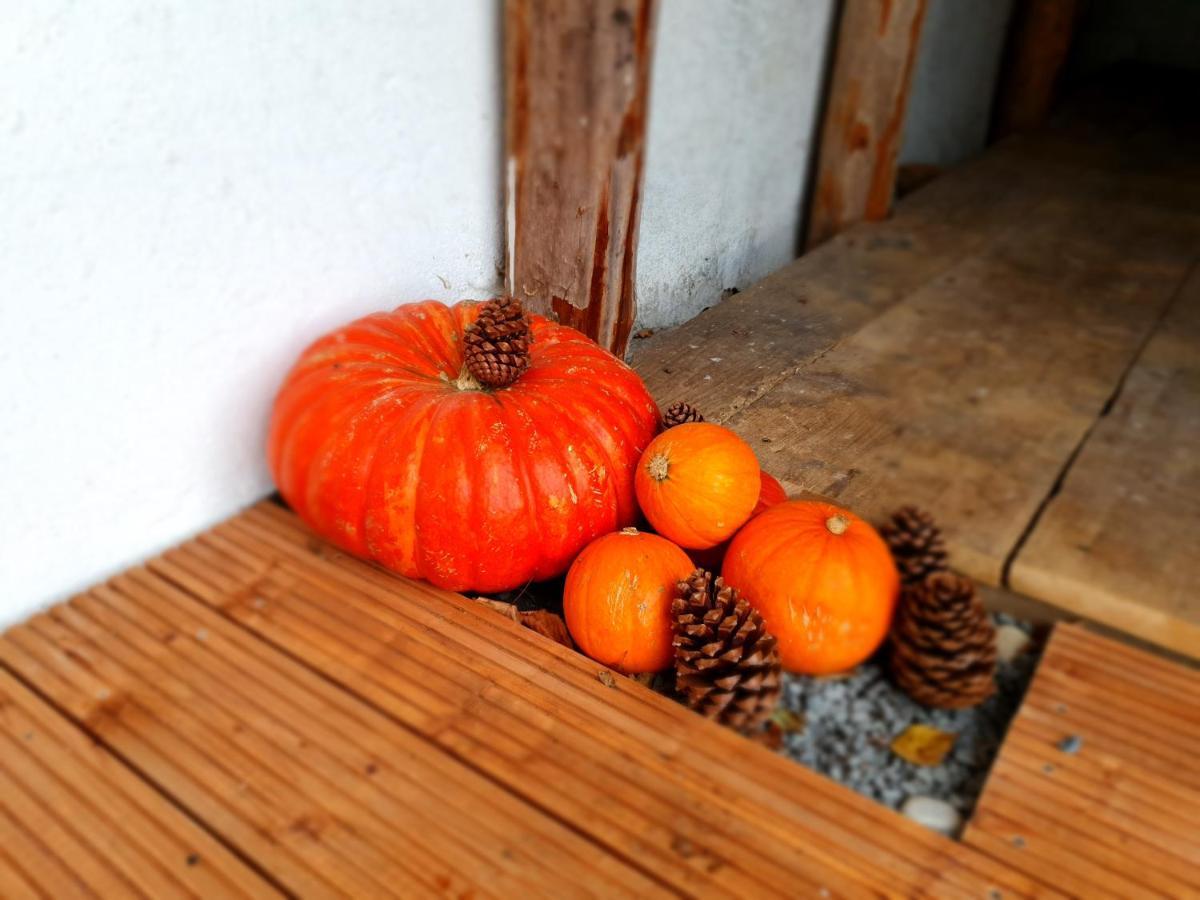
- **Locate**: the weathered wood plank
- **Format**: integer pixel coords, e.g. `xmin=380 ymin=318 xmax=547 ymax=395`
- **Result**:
xmin=722 ymin=192 xmax=1198 ymax=586
xmin=991 ymin=0 xmax=1082 ymax=138
xmin=806 ymin=0 xmax=928 ymax=247
xmin=0 ymin=668 xmax=276 ymax=899
xmin=1011 ymin=265 xmax=1200 ymax=658
xmin=632 ymin=145 xmax=1051 ymax=417
xmin=964 ymin=623 xmax=1200 ymax=893
xmin=505 ymin=0 xmax=655 ymax=356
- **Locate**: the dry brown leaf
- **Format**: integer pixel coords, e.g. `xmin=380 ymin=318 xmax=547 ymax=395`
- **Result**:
xmin=518 ymin=609 xmax=574 ymax=649
xmin=597 ymin=670 xmax=617 ymax=688
xmin=891 ymin=723 xmax=957 ymax=766
xmin=474 ymin=597 xmax=520 ymax=622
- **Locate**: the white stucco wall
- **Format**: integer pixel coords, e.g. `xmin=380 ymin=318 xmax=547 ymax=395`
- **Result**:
xmin=635 ymin=0 xmax=837 ymax=331
xmin=0 ymin=1 xmax=503 ymax=624
xmin=2 ymin=0 xmax=857 ymax=624
xmin=900 ymin=0 xmax=1015 ymax=167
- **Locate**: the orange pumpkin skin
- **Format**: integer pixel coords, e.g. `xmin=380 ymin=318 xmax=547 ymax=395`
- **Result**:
xmin=563 ymin=529 xmax=694 ymax=673
xmin=634 ymin=422 xmax=761 ymax=550
xmin=268 ymin=300 xmax=660 ymax=593
xmin=689 ymin=470 xmax=789 ymax=570
xmin=723 ymin=500 xmax=899 ymax=675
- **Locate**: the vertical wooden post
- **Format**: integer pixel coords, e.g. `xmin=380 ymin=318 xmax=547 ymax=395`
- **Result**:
xmin=991 ymin=0 xmax=1082 ymax=138
xmin=806 ymin=0 xmax=928 ymax=250
xmin=504 ymin=0 xmax=657 ymax=358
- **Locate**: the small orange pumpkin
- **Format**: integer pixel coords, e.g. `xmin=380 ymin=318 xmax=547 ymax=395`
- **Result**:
xmin=563 ymin=529 xmax=694 ymax=673
xmin=634 ymin=422 xmax=760 ymax=549
xmin=723 ymin=500 xmax=899 ymax=675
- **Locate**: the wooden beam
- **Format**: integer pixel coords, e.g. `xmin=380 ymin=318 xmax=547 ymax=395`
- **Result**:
xmin=806 ymin=0 xmax=928 ymax=249
xmin=991 ymin=0 xmax=1082 ymax=138
xmin=504 ymin=0 xmax=657 ymax=357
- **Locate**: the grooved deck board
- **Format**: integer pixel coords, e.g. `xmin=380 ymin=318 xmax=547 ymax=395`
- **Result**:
xmin=0 ymin=534 xmax=667 ymax=899
xmin=0 ymin=502 xmax=1066 ymax=898
xmin=0 ymin=667 xmax=276 ymax=899
xmin=964 ymin=623 xmax=1200 ymax=896
xmin=1010 ymin=265 xmax=1200 ymax=657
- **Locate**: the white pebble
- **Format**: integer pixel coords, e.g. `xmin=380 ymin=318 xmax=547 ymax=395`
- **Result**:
xmin=900 ymin=796 xmax=962 ymax=836
xmin=995 ymin=624 xmax=1030 ymax=664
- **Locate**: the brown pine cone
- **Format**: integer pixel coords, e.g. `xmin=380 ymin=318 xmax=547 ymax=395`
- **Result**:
xmin=889 ymin=572 xmax=997 ymax=709
xmin=662 ymin=401 xmax=705 ymax=428
xmin=879 ymin=506 xmax=949 ymax=586
xmin=672 ymin=569 xmax=781 ymax=733
xmin=464 ymin=297 xmax=532 ymax=388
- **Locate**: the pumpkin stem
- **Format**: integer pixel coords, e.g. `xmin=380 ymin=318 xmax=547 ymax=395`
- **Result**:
xmin=825 ymin=515 xmax=849 ymax=536
xmin=620 ymin=527 xmax=640 ymax=535
xmin=646 ymin=452 xmax=670 ymax=482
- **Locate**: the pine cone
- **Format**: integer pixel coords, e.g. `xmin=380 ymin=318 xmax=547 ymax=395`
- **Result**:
xmin=663 ymin=401 xmax=705 ymax=428
xmin=672 ymin=569 xmax=781 ymax=732
xmin=880 ymin=506 xmax=949 ymax=586
xmin=464 ymin=297 xmax=532 ymax=388
xmin=890 ymin=572 xmax=997 ymax=709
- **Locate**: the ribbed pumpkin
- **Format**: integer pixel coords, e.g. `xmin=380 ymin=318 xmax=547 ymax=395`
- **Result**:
xmin=634 ymin=422 xmax=761 ymax=549
xmin=268 ymin=299 xmax=660 ymax=593
xmin=563 ymin=529 xmax=694 ymax=673
xmin=723 ymin=500 xmax=900 ymax=675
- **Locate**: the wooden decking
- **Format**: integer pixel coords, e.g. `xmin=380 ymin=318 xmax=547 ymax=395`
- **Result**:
xmin=965 ymin=623 xmax=1200 ymax=898
xmin=2 ymin=503 xmax=1199 ymax=897
xmin=630 ymin=74 xmax=1200 ymax=657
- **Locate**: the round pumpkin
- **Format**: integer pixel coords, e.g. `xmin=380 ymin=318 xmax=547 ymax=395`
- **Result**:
xmin=723 ymin=500 xmax=899 ymax=675
xmin=634 ymin=422 xmax=760 ymax=549
xmin=268 ymin=299 xmax=660 ymax=592
xmin=563 ymin=529 xmax=694 ymax=673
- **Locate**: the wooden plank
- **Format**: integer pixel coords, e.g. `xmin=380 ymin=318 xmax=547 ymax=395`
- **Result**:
xmin=723 ymin=189 xmax=1198 ymax=586
xmin=991 ymin=0 xmax=1082 ymax=138
xmin=504 ymin=0 xmax=655 ymax=356
xmin=631 ymin=145 xmax=1052 ymax=421
xmin=0 ymin=667 xmax=276 ymax=899
xmin=1011 ymin=265 xmax=1200 ymax=658
xmin=159 ymin=500 xmax=1057 ymax=899
xmin=964 ymin=623 xmax=1200 ymax=893
xmin=0 ymin=578 xmax=663 ymax=897
xmin=806 ymin=0 xmax=928 ymax=248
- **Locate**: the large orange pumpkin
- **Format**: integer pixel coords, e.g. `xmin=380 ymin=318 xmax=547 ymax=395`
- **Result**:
xmin=634 ymin=422 xmax=760 ymax=549
xmin=268 ymin=299 xmax=660 ymax=592
xmin=723 ymin=500 xmax=899 ymax=675
xmin=563 ymin=529 xmax=694 ymax=673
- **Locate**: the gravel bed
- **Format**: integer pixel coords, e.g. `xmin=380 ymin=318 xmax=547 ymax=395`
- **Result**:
xmin=777 ymin=613 xmax=1042 ymax=824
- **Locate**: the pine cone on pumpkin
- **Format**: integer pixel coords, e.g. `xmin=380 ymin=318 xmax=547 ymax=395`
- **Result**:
xmin=890 ymin=572 xmax=997 ymax=709
xmin=663 ymin=401 xmax=705 ymax=428
xmin=464 ymin=297 xmax=532 ymax=388
xmin=879 ymin=506 xmax=949 ymax=586
xmin=672 ymin=568 xmax=781 ymax=732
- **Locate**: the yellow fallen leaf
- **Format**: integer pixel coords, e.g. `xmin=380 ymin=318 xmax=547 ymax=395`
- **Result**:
xmin=891 ymin=724 xmax=956 ymax=766
xmin=770 ymin=707 xmax=806 ymax=735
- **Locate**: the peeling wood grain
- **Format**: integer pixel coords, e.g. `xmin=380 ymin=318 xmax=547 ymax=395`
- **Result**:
xmin=806 ymin=0 xmax=928 ymax=249
xmin=504 ymin=0 xmax=657 ymax=357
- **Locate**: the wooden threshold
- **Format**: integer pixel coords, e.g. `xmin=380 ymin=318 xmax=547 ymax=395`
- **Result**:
xmin=631 ymin=72 xmax=1200 ymax=656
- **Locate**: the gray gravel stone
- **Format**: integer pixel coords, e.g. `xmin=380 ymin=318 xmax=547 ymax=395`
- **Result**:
xmin=776 ymin=614 xmax=1041 ymax=820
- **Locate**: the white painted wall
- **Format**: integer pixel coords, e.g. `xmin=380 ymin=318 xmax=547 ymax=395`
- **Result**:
xmin=900 ymin=0 xmax=1015 ymax=167
xmin=4 ymin=0 xmax=947 ymax=625
xmin=0 ymin=1 xmax=503 ymax=624
xmin=635 ymin=0 xmax=837 ymax=331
